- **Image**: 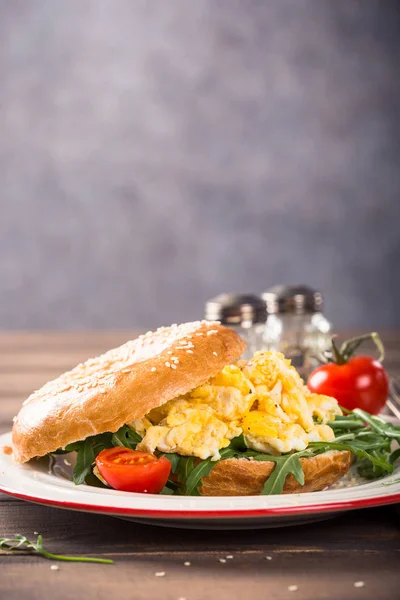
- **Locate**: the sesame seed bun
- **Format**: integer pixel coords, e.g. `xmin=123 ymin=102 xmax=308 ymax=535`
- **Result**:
xmin=12 ymin=321 xmax=246 ymax=463
xmin=199 ymin=450 xmax=353 ymax=496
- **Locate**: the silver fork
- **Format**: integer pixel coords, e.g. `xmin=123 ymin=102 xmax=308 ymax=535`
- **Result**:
xmin=387 ymin=377 xmax=400 ymax=420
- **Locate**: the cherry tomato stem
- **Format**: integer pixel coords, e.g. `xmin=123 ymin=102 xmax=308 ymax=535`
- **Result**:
xmin=322 ymin=332 xmax=385 ymax=366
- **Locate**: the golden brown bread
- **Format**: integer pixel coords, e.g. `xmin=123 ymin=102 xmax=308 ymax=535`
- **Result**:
xmin=12 ymin=321 xmax=246 ymax=463
xmin=199 ymin=450 xmax=353 ymax=495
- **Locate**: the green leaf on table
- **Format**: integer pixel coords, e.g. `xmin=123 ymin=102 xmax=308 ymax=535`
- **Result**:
xmin=0 ymin=534 xmax=113 ymax=564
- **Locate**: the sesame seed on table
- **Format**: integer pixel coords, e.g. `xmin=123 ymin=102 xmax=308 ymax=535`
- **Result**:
xmin=0 ymin=330 xmax=399 ymax=600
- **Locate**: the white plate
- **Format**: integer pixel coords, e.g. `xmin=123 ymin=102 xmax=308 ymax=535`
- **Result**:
xmin=0 ymin=431 xmax=399 ymax=530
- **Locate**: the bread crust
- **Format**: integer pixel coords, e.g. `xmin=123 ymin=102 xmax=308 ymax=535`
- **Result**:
xmin=12 ymin=322 xmax=246 ymax=463
xmin=199 ymin=450 xmax=353 ymax=495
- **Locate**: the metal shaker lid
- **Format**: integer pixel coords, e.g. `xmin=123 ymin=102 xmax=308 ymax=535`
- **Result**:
xmin=262 ymin=285 xmax=324 ymax=315
xmin=205 ymin=293 xmax=267 ymax=324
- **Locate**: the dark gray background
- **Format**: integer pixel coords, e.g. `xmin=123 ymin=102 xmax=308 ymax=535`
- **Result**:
xmin=1 ymin=0 xmax=399 ymax=330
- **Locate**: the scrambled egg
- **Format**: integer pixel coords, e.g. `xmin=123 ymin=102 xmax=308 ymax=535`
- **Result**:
xmin=134 ymin=365 xmax=255 ymax=460
xmin=132 ymin=352 xmax=341 ymax=460
xmin=306 ymin=392 xmax=342 ymax=424
xmin=241 ymin=352 xmax=340 ymax=454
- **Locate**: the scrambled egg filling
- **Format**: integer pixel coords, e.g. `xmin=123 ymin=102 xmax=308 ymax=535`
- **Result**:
xmin=132 ymin=352 xmax=342 ymax=460
xmin=241 ymin=352 xmax=341 ymax=454
xmin=133 ymin=365 xmax=254 ymax=460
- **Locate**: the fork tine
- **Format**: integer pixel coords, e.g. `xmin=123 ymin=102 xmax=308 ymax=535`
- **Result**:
xmin=391 ymin=377 xmax=400 ymax=393
xmin=386 ymin=398 xmax=400 ymax=420
xmin=390 ymin=379 xmax=400 ymax=402
xmin=387 ymin=379 xmax=400 ymax=419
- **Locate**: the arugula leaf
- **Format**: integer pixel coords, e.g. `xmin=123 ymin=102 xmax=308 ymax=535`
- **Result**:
xmin=83 ymin=472 xmax=109 ymax=488
xmin=389 ymin=447 xmax=400 ymax=465
xmin=185 ymin=457 xmax=197 ymax=479
xmin=73 ymin=439 xmax=96 ymax=485
xmin=63 ymin=441 xmax=84 ymax=452
xmin=71 ymin=433 xmax=114 ymax=484
xmin=175 ymin=456 xmax=196 ymax=490
xmin=353 ymin=409 xmax=400 ymax=440
xmin=160 ymin=486 xmax=175 ymax=495
xmin=261 ymin=452 xmax=309 ymax=495
xmin=228 ymin=434 xmax=248 ymax=452
xmin=357 ymin=451 xmax=389 ymax=479
xmin=239 ymin=451 xmax=274 ymax=460
xmin=54 ymin=426 xmax=142 ymax=485
xmin=111 ymin=426 xmax=141 ymax=449
xmin=162 ymin=453 xmax=181 ymax=474
xmin=52 ymin=441 xmax=83 ymax=455
xmin=219 ymin=448 xmax=240 ymax=460
xmin=93 ymin=432 xmax=114 ymax=449
xmin=329 ymin=418 xmax=365 ymax=431
xmin=184 ymin=458 xmax=215 ymax=495
xmin=308 ymin=440 xmax=394 ymax=478
xmin=182 ymin=448 xmax=241 ymax=495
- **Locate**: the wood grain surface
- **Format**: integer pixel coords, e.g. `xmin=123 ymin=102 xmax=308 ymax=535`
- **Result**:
xmin=1 ymin=331 xmax=399 ymax=600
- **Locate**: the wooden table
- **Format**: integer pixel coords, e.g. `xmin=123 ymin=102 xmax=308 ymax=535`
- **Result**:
xmin=1 ymin=331 xmax=399 ymax=600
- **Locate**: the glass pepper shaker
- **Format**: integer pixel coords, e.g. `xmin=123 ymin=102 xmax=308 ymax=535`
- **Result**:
xmin=261 ymin=285 xmax=332 ymax=377
xmin=204 ymin=293 xmax=267 ymax=359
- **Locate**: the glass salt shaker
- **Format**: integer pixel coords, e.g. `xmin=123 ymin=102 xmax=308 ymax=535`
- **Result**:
xmin=261 ymin=285 xmax=332 ymax=377
xmin=204 ymin=293 xmax=267 ymax=360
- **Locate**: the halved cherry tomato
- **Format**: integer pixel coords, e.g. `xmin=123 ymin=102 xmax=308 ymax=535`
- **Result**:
xmin=95 ymin=447 xmax=171 ymax=493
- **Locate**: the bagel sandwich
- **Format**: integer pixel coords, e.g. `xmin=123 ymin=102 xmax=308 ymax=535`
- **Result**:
xmin=12 ymin=321 xmax=354 ymax=496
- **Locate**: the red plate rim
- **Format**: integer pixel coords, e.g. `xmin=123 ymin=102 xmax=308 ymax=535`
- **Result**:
xmin=0 ymin=485 xmax=399 ymax=520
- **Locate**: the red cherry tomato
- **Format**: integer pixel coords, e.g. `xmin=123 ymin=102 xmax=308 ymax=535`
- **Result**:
xmin=307 ymin=356 xmax=389 ymax=414
xmin=95 ymin=447 xmax=171 ymax=493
